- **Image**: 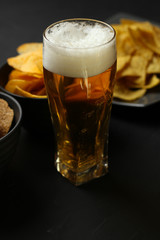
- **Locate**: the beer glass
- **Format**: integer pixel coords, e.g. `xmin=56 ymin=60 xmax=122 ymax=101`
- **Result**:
xmin=43 ymin=18 xmax=116 ymax=185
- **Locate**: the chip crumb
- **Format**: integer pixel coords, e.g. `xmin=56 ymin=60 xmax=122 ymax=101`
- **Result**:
xmin=0 ymin=98 xmax=14 ymax=138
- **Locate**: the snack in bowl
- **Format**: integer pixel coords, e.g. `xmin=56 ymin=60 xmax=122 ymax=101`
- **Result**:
xmin=0 ymin=98 xmax=14 ymax=138
xmin=112 ymin=19 xmax=160 ymax=101
xmin=0 ymin=92 xmax=22 ymax=176
xmin=6 ymin=42 xmax=47 ymax=98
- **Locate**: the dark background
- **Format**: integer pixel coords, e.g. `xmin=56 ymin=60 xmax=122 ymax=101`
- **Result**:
xmin=1 ymin=0 xmax=160 ymax=239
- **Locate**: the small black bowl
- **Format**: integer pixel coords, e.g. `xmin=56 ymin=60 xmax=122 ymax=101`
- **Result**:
xmin=0 ymin=63 xmax=52 ymax=134
xmin=0 ymin=92 xmax=22 ymax=176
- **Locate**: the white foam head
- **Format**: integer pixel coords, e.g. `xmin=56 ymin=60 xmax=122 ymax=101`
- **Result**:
xmin=43 ymin=19 xmax=116 ymax=78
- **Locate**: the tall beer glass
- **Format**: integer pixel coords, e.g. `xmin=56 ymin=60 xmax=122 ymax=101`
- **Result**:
xmin=43 ymin=19 xmax=116 ymax=185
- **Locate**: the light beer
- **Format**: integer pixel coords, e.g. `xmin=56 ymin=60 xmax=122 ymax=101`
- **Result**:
xmin=43 ymin=19 xmax=116 ymax=185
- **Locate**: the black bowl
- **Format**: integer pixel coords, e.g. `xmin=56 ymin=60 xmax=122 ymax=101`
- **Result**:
xmin=0 ymin=92 xmax=22 ymax=175
xmin=0 ymin=63 xmax=52 ymax=134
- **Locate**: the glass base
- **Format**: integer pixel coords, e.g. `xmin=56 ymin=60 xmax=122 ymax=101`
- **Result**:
xmin=55 ymin=157 xmax=108 ymax=186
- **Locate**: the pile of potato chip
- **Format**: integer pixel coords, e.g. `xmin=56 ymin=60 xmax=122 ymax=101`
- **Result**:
xmin=113 ymin=18 xmax=160 ymax=101
xmin=6 ymin=43 xmax=47 ymax=98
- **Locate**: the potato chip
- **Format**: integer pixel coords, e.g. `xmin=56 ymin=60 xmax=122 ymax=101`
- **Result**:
xmin=14 ymin=86 xmax=47 ymax=98
xmin=6 ymin=42 xmax=47 ymax=98
xmin=7 ymin=49 xmax=43 ymax=75
xmin=117 ymin=55 xmax=131 ymax=72
xmin=153 ymin=25 xmax=160 ymax=48
xmin=122 ymin=26 xmax=153 ymax=59
xmin=113 ymin=78 xmax=146 ymax=101
xmin=116 ymin=55 xmax=131 ymax=80
xmin=17 ymin=42 xmax=43 ymax=54
xmin=5 ymin=79 xmax=31 ymax=93
xmin=147 ymin=55 xmax=160 ymax=74
xmin=5 ymin=78 xmax=44 ymax=94
xmin=129 ymin=23 xmax=160 ymax=55
xmin=143 ymin=75 xmax=160 ymax=89
xmin=9 ymin=69 xmax=43 ymax=80
xmin=119 ymin=55 xmax=148 ymax=87
xmin=112 ymin=24 xmax=136 ymax=56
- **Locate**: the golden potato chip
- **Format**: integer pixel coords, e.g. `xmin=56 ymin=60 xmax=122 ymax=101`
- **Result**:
xmin=135 ymin=47 xmax=153 ymax=62
xmin=147 ymin=55 xmax=160 ymax=74
xmin=128 ymin=27 xmax=150 ymax=53
xmin=7 ymin=69 xmax=44 ymax=93
xmin=17 ymin=42 xmax=43 ymax=54
xmin=9 ymin=69 xmax=43 ymax=80
xmin=14 ymin=86 xmax=47 ymax=98
xmin=5 ymin=78 xmax=44 ymax=94
xmin=113 ymin=79 xmax=146 ymax=101
xmin=117 ymin=55 xmax=131 ymax=72
xmin=143 ymin=75 xmax=160 ymax=89
xmin=7 ymin=50 xmax=43 ymax=75
xmin=118 ymin=34 xmax=136 ymax=56
xmin=116 ymin=55 xmax=131 ymax=80
xmin=6 ymin=42 xmax=47 ymax=99
xmin=112 ymin=24 xmax=136 ymax=56
xmin=26 ymin=79 xmax=44 ymax=93
xmin=5 ymin=79 xmax=30 ymax=93
xmin=153 ymin=25 xmax=160 ymax=48
xmin=128 ymin=22 xmax=160 ymax=55
xmin=119 ymin=55 xmax=148 ymax=87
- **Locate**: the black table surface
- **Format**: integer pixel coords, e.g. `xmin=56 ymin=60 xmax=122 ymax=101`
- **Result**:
xmin=1 ymin=1 xmax=160 ymax=239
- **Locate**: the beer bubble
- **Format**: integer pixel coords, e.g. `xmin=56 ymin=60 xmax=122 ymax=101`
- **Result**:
xmin=45 ymin=21 xmax=114 ymax=48
xmin=43 ymin=19 xmax=116 ymax=78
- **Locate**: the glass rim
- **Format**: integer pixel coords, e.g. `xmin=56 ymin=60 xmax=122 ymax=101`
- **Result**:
xmin=43 ymin=18 xmax=116 ymax=50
